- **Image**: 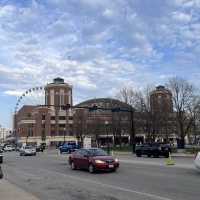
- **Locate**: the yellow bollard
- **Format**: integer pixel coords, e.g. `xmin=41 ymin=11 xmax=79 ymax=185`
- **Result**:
xmin=165 ymin=152 xmax=175 ymax=165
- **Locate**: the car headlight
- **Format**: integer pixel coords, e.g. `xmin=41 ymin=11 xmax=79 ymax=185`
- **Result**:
xmin=115 ymin=158 xmax=119 ymax=162
xmin=95 ymin=160 xmax=106 ymax=164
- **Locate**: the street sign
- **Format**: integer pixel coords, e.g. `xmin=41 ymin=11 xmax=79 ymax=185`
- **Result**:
xmin=83 ymin=137 xmax=92 ymax=148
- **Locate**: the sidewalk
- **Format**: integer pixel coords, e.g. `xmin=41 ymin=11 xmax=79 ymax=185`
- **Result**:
xmin=0 ymin=179 xmax=39 ymax=200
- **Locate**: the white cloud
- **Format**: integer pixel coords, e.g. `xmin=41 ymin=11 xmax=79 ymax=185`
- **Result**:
xmin=172 ymin=11 xmax=192 ymax=23
xmin=4 ymin=90 xmax=24 ymax=97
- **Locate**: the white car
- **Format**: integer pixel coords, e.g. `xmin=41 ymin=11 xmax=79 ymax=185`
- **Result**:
xmin=3 ymin=145 xmax=15 ymax=152
xmin=20 ymin=146 xmax=36 ymax=156
xmin=194 ymin=152 xmax=200 ymax=170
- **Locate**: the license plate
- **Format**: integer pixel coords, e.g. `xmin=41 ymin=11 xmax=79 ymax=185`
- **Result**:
xmin=109 ymin=164 xmax=114 ymax=168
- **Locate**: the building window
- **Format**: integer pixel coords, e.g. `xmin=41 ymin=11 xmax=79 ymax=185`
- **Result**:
xmin=27 ymin=113 xmax=32 ymax=118
xmin=42 ymin=115 xmax=45 ymax=120
xmin=59 ymin=116 xmax=66 ymax=120
xmin=51 ymin=116 xmax=55 ymax=120
xmin=51 ymin=131 xmax=56 ymax=136
xmin=69 ymin=116 xmax=73 ymax=120
xmin=50 ymin=89 xmax=54 ymax=105
xmin=59 ymin=124 xmax=66 ymax=128
xmin=28 ymin=127 xmax=33 ymax=137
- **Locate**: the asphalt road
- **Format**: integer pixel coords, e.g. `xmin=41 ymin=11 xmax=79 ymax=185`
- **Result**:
xmin=1 ymin=151 xmax=200 ymax=200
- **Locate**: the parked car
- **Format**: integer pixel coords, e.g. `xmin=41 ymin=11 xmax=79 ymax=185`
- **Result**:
xmin=69 ymin=148 xmax=119 ymax=173
xmin=20 ymin=146 xmax=36 ymax=156
xmin=3 ymin=145 xmax=15 ymax=152
xmin=36 ymin=144 xmax=45 ymax=152
xmin=59 ymin=142 xmax=79 ymax=154
xmin=0 ymin=149 xmax=3 ymax=164
xmin=135 ymin=143 xmax=171 ymax=158
xmin=194 ymin=152 xmax=200 ymax=170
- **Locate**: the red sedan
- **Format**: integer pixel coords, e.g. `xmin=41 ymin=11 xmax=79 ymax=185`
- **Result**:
xmin=68 ymin=148 xmax=119 ymax=173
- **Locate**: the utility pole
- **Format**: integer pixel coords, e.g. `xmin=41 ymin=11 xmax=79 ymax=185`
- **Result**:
xmin=130 ymin=107 xmax=136 ymax=153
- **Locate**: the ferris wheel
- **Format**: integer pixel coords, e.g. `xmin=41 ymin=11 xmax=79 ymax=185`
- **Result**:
xmin=14 ymin=86 xmax=45 ymax=114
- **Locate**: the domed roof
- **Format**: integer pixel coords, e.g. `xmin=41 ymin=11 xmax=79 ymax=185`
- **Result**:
xmin=75 ymin=98 xmax=132 ymax=109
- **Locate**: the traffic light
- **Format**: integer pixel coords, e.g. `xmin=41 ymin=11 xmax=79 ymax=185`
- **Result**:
xmin=88 ymin=104 xmax=98 ymax=112
xmin=61 ymin=104 xmax=71 ymax=110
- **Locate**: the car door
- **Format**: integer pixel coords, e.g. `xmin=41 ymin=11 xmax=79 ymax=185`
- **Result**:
xmin=78 ymin=149 xmax=89 ymax=169
xmin=142 ymin=144 xmax=150 ymax=155
xmin=72 ymin=149 xmax=82 ymax=167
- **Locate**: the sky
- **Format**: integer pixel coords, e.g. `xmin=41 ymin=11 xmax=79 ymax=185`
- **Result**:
xmin=0 ymin=0 xmax=200 ymax=128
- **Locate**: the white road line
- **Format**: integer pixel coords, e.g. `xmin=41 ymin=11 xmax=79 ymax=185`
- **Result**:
xmin=41 ymin=168 xmax=174 ymax=200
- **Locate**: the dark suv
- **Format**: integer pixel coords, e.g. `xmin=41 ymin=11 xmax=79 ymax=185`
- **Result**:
xmin=135 ymin=143 xmax=171 ymax=158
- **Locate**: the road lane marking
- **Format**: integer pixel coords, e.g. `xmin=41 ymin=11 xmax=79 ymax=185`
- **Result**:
xmin=41 ymin=168 xmax=174 ymax=200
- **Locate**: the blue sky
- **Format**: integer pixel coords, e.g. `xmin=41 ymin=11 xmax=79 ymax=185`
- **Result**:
xmin=0 ymin=0 xmax=200 ymax=128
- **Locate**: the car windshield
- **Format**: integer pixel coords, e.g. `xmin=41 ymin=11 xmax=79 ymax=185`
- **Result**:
xmin=88 ymin=149 xmax=108 ymax=156
xmin=25 ymin=146 xmax=34 ymax=149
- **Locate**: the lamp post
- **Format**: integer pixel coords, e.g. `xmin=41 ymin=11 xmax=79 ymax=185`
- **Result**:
xmin=130 ymin=107 xmax=136 ymax=153
xmin=105 ymin=121 xmax=110 ymax=155
xmin=63 ymin=127 xmax=66 ymax=143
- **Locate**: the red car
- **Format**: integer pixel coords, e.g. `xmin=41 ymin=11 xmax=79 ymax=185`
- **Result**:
xmin=68 ymin=148 xmax=119 ymax=173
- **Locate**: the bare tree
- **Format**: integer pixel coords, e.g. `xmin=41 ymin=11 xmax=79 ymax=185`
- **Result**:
xmin=116 ymin=86 xmax=140 ymax=108
xmin=166 ymin=77 xmax=195 ymax=148
xmin=73 ymin=109 xmax=88 ymax=147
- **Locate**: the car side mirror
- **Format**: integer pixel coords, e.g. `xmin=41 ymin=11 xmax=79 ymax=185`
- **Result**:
xmin=83 ymin=155 xmax=89 ymax=158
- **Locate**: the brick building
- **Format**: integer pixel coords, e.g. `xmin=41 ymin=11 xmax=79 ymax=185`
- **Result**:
xmin=14 ymin=78 xmax=75 ymax=146
xmin=14 ymin=80 xmax=177 ymax=147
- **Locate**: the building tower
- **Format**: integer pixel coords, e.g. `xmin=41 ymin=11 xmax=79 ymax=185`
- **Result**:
xmin=45 ymin=77 xmax=72 ymax=107
xmin=44 ymin=78 xmax=73 ymax=140
xmin=150 ymin=85 xmax=173 ymax=113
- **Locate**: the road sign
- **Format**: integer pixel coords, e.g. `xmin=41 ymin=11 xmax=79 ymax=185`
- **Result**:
xmin=83 ymin=137 xmax=92 ymax=148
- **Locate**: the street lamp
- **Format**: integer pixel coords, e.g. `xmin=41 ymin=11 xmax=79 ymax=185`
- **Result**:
xmin=130 ymin=107 xmax=136 ymax=153
xmin=63 ymin=127 xmax=66 ymax=143
xmin=105 ymin=121 xmax=110 ymax=155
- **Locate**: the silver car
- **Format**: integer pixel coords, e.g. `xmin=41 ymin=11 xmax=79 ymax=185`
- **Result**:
xmin=194 ymin=152 xmax=200 ymax=170
xmin=20 ymin=146 xmax=36 ymax=156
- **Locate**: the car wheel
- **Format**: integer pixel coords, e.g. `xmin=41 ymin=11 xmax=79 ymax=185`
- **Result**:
xmin=136 ymin=153 xmax=142 ymax=157
xmin=147 ymin=154 xmax=151 ymax=158
xmin=112 ymin=168 xmax=118 ymax=172
xmin=0 ymin=166 xmax=3 ymax=179
xmin=71 ymin=162 xmax=76 ymax=170
xmin=165 ymin=152 xmax=169 ymax=158
xmin=88 ymin=164 xmax=95 ymax=173
xmin=153 ymin=153 xmax=159 ymax=158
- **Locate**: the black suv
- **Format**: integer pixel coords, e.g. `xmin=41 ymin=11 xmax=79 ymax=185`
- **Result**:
xmin=135 ymin=143 xmax=171 ymax=158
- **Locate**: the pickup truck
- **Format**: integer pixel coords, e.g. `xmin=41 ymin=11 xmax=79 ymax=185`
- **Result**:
xmin=135 ymin=143 xmax=171 ymax=158
xmin=59 ymin=142 xmax=79 ymax=154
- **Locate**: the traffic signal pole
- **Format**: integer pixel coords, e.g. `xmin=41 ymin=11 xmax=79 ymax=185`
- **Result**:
xmin=37 ymin=104 xmax=136 ymax=153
